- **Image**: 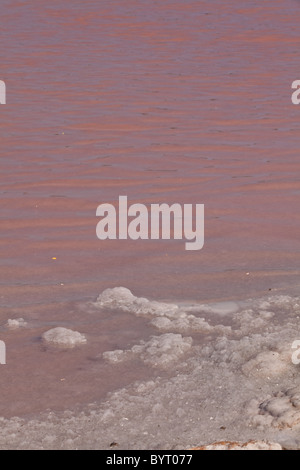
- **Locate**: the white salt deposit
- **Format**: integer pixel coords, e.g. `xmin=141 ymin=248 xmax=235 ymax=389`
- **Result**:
xmin=96 ymin=287 xmax=231 ymax=335
xmin=193 ymin=301 xmax=240 ymax=316
xmin=2 ymin=289 xmax=300 ymax=449
xmin=95 ymin=287 xmax=179 ymax=317
xmin=248 ymin=386 xmax=300 ymax=430
xmin=242 ymin=348 xmax=292 ymax=379
xmin=150 ymin=313 xmax=231 ymax=335
xmin=42 ymin=327 xmax=87 ymax=348
xmin=103 ymin=333 xmax=193 ymax=369
xmin=5 ymin=318 xmax=27 ymax=329
xmin=102 ymin=349 xmax=127 ymax=364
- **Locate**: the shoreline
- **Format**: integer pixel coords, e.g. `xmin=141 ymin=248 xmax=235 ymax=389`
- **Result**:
xmin=1 ymin=287 xmax=300 ymax=449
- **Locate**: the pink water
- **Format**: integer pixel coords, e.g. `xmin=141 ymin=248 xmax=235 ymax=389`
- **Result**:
xmin=1 ymin=0 xmax=300 ymax=421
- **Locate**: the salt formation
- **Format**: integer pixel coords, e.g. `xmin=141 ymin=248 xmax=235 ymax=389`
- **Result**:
xmin=42 ymin=327 xmax=86 ymax=348
xmin=242 ymin=349 xmax=291 ymax=379
xmin=95 ymin=287 xmax=231 ymax=335
xmin=150 ymin=312 xmax=231 ymax=335
xmin=248 ymin=386 xmax=300 ymax=430
xmin=190 ymin=301 xmax=240 ymax=316
xmin=5 ymin=318 xmax=27 ymax=329
xmin=103 ymin=333 xmax=193 ymax=369
xmin=2 ymin=291 xmax=300 ymax=449
xmin=95 ymin=287 xmax=179 ymax=317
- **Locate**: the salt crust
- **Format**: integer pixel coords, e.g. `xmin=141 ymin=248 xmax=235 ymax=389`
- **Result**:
xmin=95 ymin=287 xmax=179 ymax=317
xmin=42 ymin=327 xmax=87 ymax=348
xmin=96 ymin=287 xmax=231 ymax=335
xmin=1 ymin=291 xmax=300 ymax=448
xmin=248 ymin=386 xmax=300 ymax=430
xmin=103 ymin=333 xmax=193 ymax=369
xmin=5 ymin=318 xmax=27 ymax=329
xmin=97 ymin=288 xmax=300 ymax=440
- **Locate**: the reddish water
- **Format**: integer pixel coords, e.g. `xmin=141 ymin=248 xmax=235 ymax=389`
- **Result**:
xmin=1 ymin=0 xmax=300 ymax=418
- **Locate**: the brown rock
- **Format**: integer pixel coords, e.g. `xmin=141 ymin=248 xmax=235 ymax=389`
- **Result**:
xmin=191 ymin=440 xmax=282 ymax=450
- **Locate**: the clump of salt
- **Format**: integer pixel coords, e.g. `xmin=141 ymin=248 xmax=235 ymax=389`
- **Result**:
xmin=242 ymin=349 xmax=291 ymax=379
xmin=42 ymin=327 xmax=86 ymax=348
xmin=103 ymin=333 xmax=192 ymax=369
xmin=6 ymin=318 xmax=27 ymax=329
xmin=248 ymin=386 xmax=300 ymax=430
xmin=95 ymin=287 xmax=179 ymax=317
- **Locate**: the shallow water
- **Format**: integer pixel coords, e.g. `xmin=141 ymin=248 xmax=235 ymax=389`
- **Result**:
xmin=1 ymin=0 xmax=300 ymax=449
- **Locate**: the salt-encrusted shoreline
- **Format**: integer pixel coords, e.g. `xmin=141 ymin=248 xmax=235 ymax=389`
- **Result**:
xmin=1 ymin=287 xmax=300 ymax=449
